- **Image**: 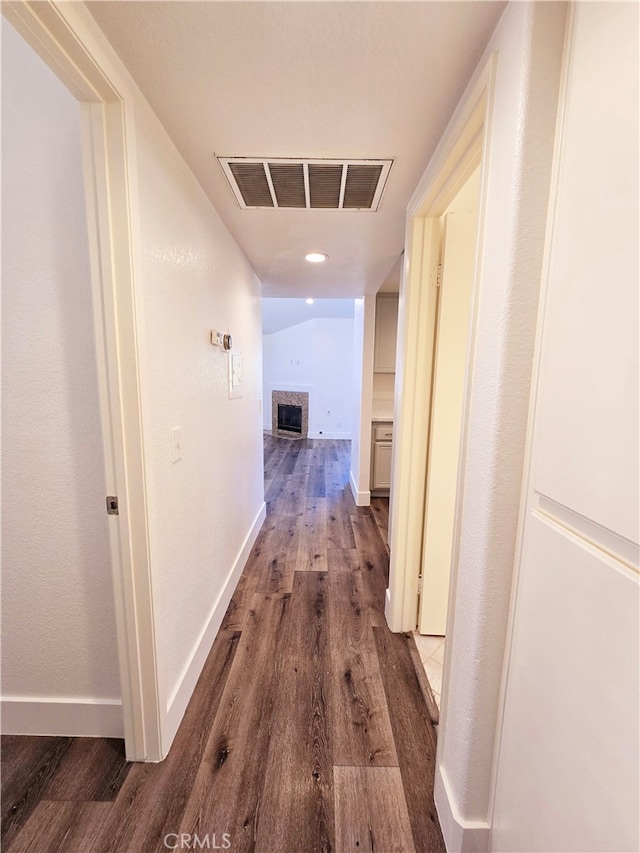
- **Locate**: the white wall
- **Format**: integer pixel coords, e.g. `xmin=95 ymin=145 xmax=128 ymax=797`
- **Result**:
xmin=262 ymin=297 xmax=354 ymax=334
xmin=349 ymin=296 xmax=376 ymax=505
xmin=372 ymin=372 xmax=395 ymax=405
xmin=133 ymin=72 xmax=265 ymax=746
xmin=491 ymin=5 xmax=639 ymax=850
xmin=2 ymin=5 xmax=266 ymax=752
xmin=262 ymin=317 xmax=354 ymax=438
xmin=1 ymin=21 xmax=121 ymax=734
xmin=428 ymin=3 xmax=569 ymax=848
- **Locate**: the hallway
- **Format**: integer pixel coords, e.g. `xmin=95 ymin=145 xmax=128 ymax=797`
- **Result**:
xmin=1 ymin=436 xmax=445 ymax=853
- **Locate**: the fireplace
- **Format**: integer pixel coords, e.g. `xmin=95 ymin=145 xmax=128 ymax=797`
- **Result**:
xmin=277 ymin=403 xmax=302 ymax=435
xmin=271 ymin=390 xmax=309 ymax=439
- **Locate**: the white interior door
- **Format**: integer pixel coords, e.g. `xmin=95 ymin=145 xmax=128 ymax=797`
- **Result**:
xmin=419 ymin=170 xmax=480 ymax=635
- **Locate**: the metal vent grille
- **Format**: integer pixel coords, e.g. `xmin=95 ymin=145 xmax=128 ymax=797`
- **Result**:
xmin=218 ymin=158 xmax=392 ymax=211
xmin=269 ymin=163 xmax=306 ymax=208
xmin=343 ymin=164 xmax=383 ymax=209
xmin=228 ymin=162 xmax=273 ymax=208
xmin=308 ymin=163 xmax=343 ymax=208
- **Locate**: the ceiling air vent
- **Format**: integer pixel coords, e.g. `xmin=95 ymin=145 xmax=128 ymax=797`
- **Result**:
xmin=218 ymin=158 xmax=392 ymax=211
xmin=228 ymin=162 xmax=274 ymax=208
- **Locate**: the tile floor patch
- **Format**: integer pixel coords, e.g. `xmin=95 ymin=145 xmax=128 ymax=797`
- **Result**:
xmin=412 ymin=632 xmax=445 ymax=711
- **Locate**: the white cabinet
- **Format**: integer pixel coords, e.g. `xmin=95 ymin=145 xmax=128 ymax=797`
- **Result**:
xmin=372 ymin=443 xmax=392 ymax=489
xmin=371 ymin=422 xmax=393 ymax=492
xmin=373 ymin=294 xmax=399 ymax=373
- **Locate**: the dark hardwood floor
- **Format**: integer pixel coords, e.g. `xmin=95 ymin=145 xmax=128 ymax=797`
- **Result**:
xmin=1 ymin=435 xmax=445 ymax=853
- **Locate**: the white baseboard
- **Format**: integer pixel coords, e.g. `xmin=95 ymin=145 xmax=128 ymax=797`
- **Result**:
xmin=263 ymin=429 xmax=351 ymax=440
xmin=349 ymin=470 xmax=371 ymax=506
xmin=163 ymin=501 xmax=267 ymax=753
xmin=384 ymin=587 xmax=394 ymax=627
xmin=308 ymin=430 xmax=352 ymax=440
xmin=435 ymin=764 xmax=491 ymax=853
xmin=1 ymin=697 xmax=123 ymax=738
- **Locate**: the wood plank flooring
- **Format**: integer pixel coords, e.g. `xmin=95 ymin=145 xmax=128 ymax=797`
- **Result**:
xmin=1 ymin=435 xmax=445 ymax=853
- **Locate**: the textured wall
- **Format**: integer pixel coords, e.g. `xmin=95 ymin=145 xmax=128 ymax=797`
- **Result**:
xmin=1 ymin=22 xmax=121 ymax=702
xmin=435 ymin=0 xmax=568 ymax=834
xmin=133 ymin=101 xmax=265 ymax=711
xmin=262 ymin=317 xmax=354 ymax=438
xmin=491 ymin=4 xmax=639 ymax=849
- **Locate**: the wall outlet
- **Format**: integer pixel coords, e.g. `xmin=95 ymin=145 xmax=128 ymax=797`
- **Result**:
xmin=171 ymin=427 xmax=182 ymax=463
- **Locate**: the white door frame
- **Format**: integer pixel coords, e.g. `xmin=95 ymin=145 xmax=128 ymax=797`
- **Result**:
xmin=419 ymin=186 xmax=481 ymax=637
xmin=386 ymin=55 xmax=496 ymax=634
xmin=3 ymin=1 xmax=162 ymax=761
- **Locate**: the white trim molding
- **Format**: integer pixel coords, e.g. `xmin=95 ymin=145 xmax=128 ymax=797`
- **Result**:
xmin=309 ymin=430 xmax=352 ymax=441
xmin=386 ymin=55 xmax=496 ymax=634
xmin=349 ymin=470 xmax=371 ymax=507
xmin=1 ymin=697 xmax=124 ymax=739
xmin=435 ymin=765 xmax=490 ymax=853
xmin=163 ymin=502 xmax=267 ymax=750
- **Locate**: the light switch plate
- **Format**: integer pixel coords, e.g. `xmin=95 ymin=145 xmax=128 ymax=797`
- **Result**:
xmin=228 ymin=351 xmax=242 ymax=400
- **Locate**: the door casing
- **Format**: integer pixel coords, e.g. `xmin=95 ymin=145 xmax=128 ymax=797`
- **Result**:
xmin=386 ymin=55 xmax=496 ymax=639
xmin=418 ymin=176 xmax=481 ymax=636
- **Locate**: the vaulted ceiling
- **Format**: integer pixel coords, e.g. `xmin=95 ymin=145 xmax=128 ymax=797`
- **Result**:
xmin=89 ymin=1 xmax=506 ymax=297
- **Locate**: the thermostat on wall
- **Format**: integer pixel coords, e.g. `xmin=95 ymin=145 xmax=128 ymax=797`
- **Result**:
xmin=210 ymin=330 xmax=232 ymax=350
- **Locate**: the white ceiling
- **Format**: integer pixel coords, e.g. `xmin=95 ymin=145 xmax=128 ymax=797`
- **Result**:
xmin=88 ymin=1 xmax=505 ymax=297
xmin=262 ymin=298 xmax=355 ymax=335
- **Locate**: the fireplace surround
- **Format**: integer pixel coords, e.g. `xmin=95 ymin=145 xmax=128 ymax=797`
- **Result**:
xmin=271 ymin=390 xmax=309 ymax=438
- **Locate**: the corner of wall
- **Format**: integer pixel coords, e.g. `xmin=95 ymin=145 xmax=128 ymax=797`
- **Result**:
xmin=350 ymin=296 xmax=375 ymax=499
xmin=435 ymin=765 xmax=490 ymax=853
xmin=436 ymin=0 xmax=567 ymax=831
xmin=349 ymin=470 xmax=371 ymax=507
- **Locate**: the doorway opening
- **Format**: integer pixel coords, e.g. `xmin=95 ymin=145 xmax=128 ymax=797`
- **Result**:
xmin=262 ymin=298 xmax=355 ymax=442
xmin=386 ymin=56 xmax=495 ymax=726
xmin=3 ymin=2 xmax=162 ymax=760
xmin=1 ymin=16 xmax=120 ymax=736
xmin=413 ymin=166 xmax=482 ymax=709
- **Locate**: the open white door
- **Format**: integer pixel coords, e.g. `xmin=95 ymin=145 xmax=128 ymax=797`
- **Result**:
xmin=418 ymin=170 xmax=480 ymax=635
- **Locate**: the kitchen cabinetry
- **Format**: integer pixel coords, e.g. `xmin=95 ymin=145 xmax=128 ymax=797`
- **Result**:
xmin=371 ymin=421 xmax=393 ymax=493
xmin=373 ymin=294 xmax=399 ymax=373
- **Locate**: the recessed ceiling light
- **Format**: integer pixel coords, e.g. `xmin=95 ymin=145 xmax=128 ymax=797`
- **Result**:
xmin=305 ymin=252 xmax=328 ymax=263
xmin=306 ymin=298 xmax=315 ymax=305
